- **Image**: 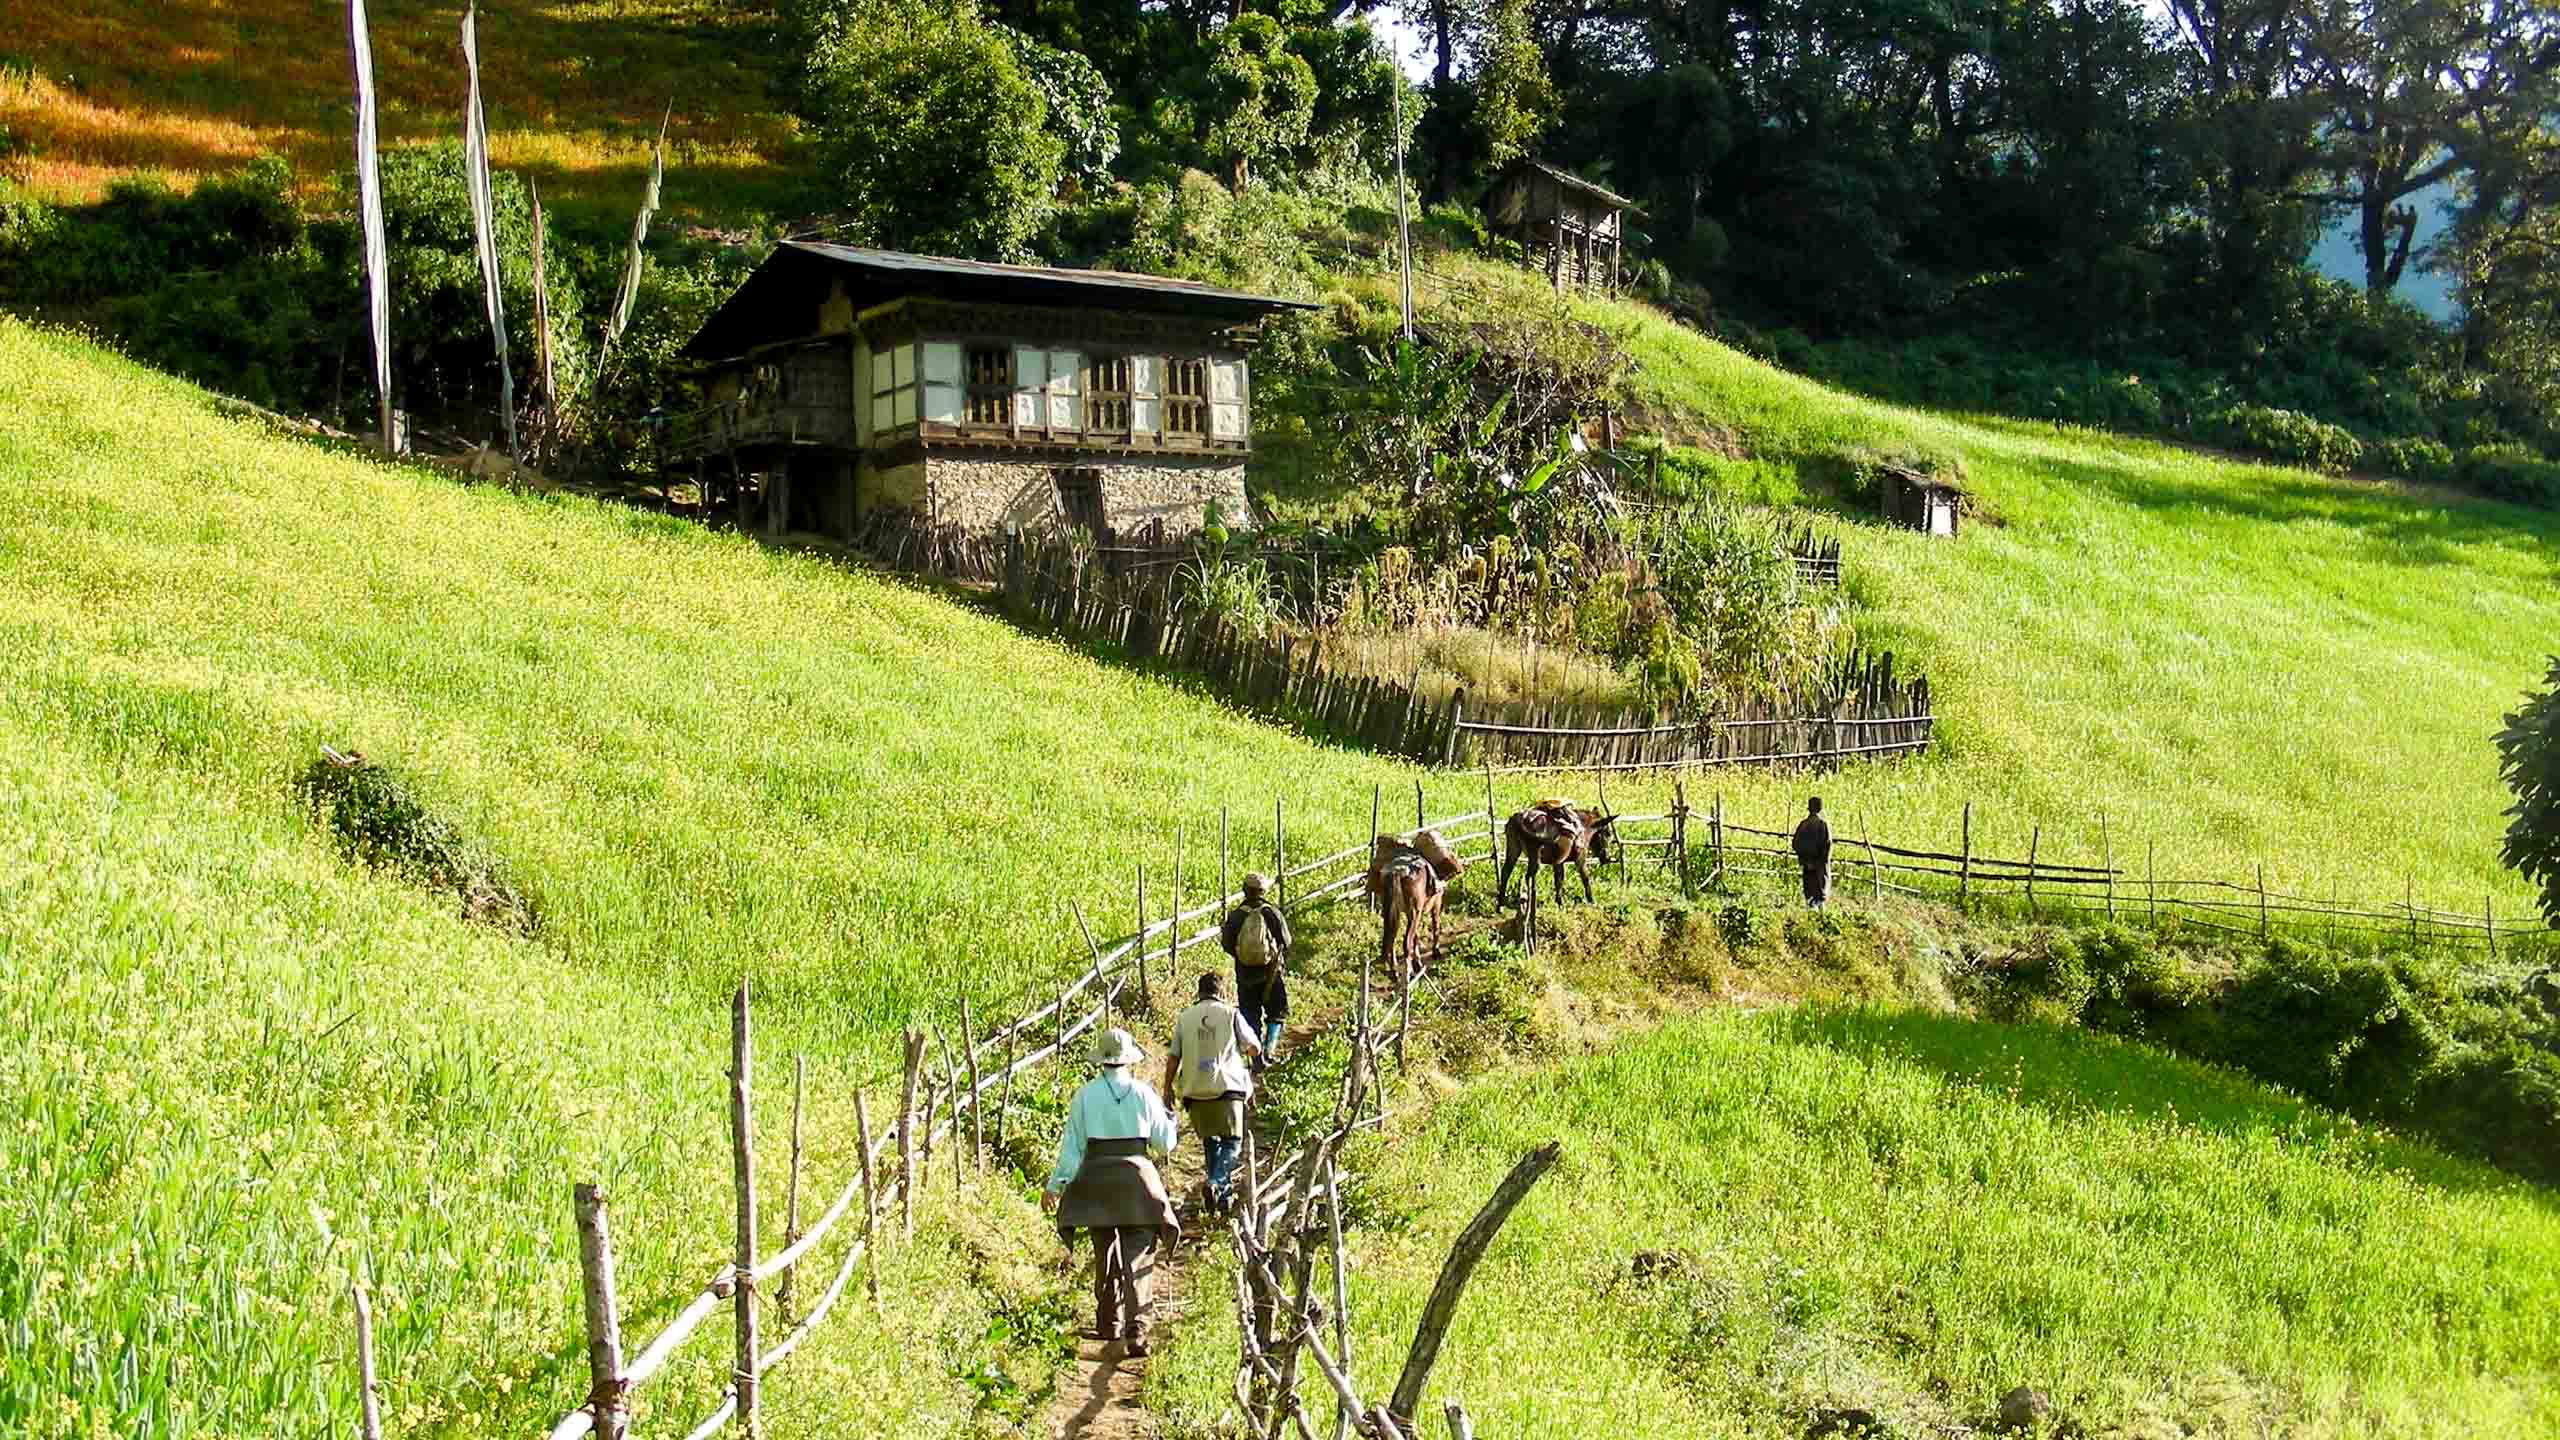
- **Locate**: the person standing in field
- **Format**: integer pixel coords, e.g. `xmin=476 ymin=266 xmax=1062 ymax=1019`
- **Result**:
xmin=1043 ymin=1027 xmax=1181 ymax=1357
xmin=1793 ymin=796 xmax=1833 ymax=908
xmin=1165 ymin=972 xmax=1260 ymax=1213
xmin=1222 ymin=872 xmax=1292 ymax=1061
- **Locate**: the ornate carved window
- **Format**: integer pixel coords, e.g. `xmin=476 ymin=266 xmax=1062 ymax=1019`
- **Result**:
xmin=1166 ymin=357 xmax=1208 ymax=438
xmin=963 ymin=345 xmax=1011 ymax=425
xmin=1088 ymin=355 xmax=1133 ymax=434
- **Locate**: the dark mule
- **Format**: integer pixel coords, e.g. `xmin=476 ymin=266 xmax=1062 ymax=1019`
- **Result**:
xmin=1497 ymin=802 xmax=1618 ymax=906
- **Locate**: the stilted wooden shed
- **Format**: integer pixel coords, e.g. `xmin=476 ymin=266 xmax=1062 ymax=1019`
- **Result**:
xmin=1487 ymin=160 xmax=1639 ymax=294
xmin=1881 ymin=465 xmax=1963 ymax=537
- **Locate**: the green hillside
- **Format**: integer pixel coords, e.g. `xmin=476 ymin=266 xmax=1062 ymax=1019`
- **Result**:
xmin=1560 ymin=282 xmax=2560 ymax=918
xmin=4 ymin=288 xmax=2555 ymax=1440
xmin=0 ymin=317 xmax=1463 ymax=1439
xmin=1153 ymin=1008 xmax=2560 ymax=1437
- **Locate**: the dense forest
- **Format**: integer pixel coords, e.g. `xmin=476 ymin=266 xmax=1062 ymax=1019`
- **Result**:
xmin=3 ymin=0 xmax=2557 ymax=492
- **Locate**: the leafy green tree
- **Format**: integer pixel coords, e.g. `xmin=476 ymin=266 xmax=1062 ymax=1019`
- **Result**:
xmin=1465 ymin=0 xmax=1553 ymax=171
xmin=996 ymin=23 xmax=1121 ymax=187
xmin=799 ymin=0 xmax=1064 ymax=258
xmin=2499 ymin=659 xmax=2560 ymax=927
xmin=1202 ymin=15 xmax=1319 ymax=191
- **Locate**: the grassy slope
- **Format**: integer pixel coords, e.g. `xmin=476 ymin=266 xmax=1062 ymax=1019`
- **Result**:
xmin=1156 ymin=1006 xmax=2560 ymax=1438
xmin=0 ymin=0 xmax=796 ymax=224
xmin=0 ymin=317 xmax=1491 ymax=1438
xmin=1560 ymin=282 xmax=2560 ymax=918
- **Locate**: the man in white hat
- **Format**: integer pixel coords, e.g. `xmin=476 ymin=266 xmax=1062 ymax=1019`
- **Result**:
xmin=1043 ymin=1026 xmax=1180 ymax=1355
xmin=1164 ymin=972 xmax=1260 ymax=1212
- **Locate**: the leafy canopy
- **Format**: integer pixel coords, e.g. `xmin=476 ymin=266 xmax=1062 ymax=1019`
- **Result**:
xmin=2498 ymin=658 xmax=2560 ymax=927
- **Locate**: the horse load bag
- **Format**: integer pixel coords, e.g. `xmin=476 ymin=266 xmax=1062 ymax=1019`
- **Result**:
xmin=1369 ymin=829 xmax=1463 ymax=895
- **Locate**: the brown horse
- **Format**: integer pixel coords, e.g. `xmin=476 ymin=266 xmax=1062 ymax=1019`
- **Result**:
xmin=1497 ymin=801 xmax=1619 ymax=906
xmin=1371 ymin=830 xmax=1460 ymax=980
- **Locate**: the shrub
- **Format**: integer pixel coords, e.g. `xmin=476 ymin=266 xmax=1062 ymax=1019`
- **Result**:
xmin=2371 ymin=434 xmax=2455 ymax=484
xmin=2194 ymin=403 xmax=2364 ymax=474
xmin=2456 ymin=443 xmax=2560 ymax=508
xmin=1416 ymin=202 xmax=1487 ymax=253
xmin=292 ymin=750 xmax=536 ymax=933
xmin=797 ymin=0 xmax=1063 ymax=259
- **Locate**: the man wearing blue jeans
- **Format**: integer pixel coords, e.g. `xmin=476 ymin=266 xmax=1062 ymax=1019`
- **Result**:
xmin=1221 ymin=873 xmax=1292 ymax=1061
xmin=1165 ymin=972 xmax=1260 ymax=1213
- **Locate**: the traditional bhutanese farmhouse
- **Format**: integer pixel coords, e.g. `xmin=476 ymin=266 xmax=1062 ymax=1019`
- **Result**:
xmin=672 ymin=243 xmax=1320 ymax=542
xmin=1487 ymin=160 xmax=1639 ymax=294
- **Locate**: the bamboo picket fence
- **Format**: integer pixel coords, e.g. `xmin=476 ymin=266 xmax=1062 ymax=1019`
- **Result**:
xmin=990 ymin=532 xmax=1932 ymax=775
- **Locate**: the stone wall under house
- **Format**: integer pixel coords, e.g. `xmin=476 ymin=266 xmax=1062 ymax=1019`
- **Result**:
xmin=922 ymin=454 xmax=1252 ymax=539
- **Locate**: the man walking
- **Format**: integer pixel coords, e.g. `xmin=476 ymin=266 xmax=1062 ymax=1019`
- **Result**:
xmin=1792 ymin=796 xmax=1833 ymax=908
xmin=1221 ymin=872 xmax=1292 ymax=1061
xmin=1043 ymin=1027 xmax=1180 ymax=1357
xmin=1165 ymin=972 xmax=1260 ymax=1213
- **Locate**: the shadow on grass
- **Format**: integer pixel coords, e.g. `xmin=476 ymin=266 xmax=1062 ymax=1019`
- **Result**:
xmin=1780 ymin=1005 xmax=2558 ymax=1205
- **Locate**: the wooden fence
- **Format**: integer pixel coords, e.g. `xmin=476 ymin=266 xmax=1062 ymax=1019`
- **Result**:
xmin=326 ymin=792 xmax=1517 ymax=1440
xmin=994 ymin=533 xmax=1932 ymax=776
xmin=1598 ymin=788 xmax=2549 ymax=962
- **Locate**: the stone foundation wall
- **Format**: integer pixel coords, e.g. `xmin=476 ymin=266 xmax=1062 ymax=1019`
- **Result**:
xmin=924 ymin=454 xmax=1253 ymax=538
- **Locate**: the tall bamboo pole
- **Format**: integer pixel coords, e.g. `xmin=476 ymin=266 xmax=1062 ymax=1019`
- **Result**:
xmin=854 ymin=1089 xmax=881 ymax=1305
xmin=779 ymin=1057 xmax=805 ymax=1324
xmin=573 ymin=1185 xmax=627 ymax=1440
xmin=352 ymin=1262 xmax=384 ymax=1440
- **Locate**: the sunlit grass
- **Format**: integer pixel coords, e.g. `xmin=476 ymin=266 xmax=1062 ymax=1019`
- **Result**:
xmin=0 ymin=0 xmax=799 ymax=221
xmin=1154 ymin=1008 xmax=2560 ymax=1437
xmin=0 ymin=318 xmax=1484 ymax=1438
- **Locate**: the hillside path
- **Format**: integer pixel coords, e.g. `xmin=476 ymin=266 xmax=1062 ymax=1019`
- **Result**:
xmin=1040 ymin=1010 xmax=1337 ymax=1440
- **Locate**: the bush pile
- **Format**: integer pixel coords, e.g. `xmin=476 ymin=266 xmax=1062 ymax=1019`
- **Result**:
xmin=2194 ymin=403 xmax=2365 ymax=474
xmin=1977 ymin=925 xmax=2560 ymax=1185
xmin=293 ymin=749 xmax=537 ymax=933
xmin=2456 ymin=444 xmax=2560 ymax=508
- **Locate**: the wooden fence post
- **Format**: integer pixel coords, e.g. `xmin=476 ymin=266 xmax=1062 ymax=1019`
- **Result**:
xmin=2101 ymin=813 xmax=2115 ymax=921
xmin=1221 ymin=805 xmax=1231 ymax=903
xmin=574 ymin=1184 xmax=628 ymax=1440
xmin=1275 ymin=797 xmax=1287 ymax=907
xmin=1711 ymin=792 xmax=1725 ymax=888
xmin=1415 ymin=780 xmax=1425 ymax=831
xmin=1865 ymin=818 xmax=1882 ymax=903
xmin=2486 ymin=893 xmax=2497 ymax=961
xmin=2027 ymin=824 xmax=2040 ymax=919
xmin=898 ymin=1029 xmax=923 ymax=1242
xmin=1445 ymin=1401 xmax=1476 ymax=1440
xmin=1136 ymin=865 xmax=1150 ymax=1014
xmin=1959 ymin=802 xmax=1973 ymax=912
xmin=960 ymin=997 xmax=984 ymax=1174
xmin=1443 ymin=688 xmax=1467 ymax=768
xmin=2147 ymin=839 xmax=2158 ymax=923
xmin=352 ymin=1263 xmax=385 ymax=1440
xmin=1172 ymin=821 xmax=1186 ymax=994
xmin=854 ymin=1089 xmax=881 ymax=1305
xmin=2408 ymin=875 xmax=2418 ymax=948
xmin=780 ymin=1056 xmax=805 ymax=1325
xmin=2257 ymin=863 xmax=2270 ymax=941
xmin=730 ymin=982 xmax=761 ymax=1440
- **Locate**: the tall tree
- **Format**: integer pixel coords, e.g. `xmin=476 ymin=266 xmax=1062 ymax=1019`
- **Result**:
xmin=1467 ymin=0 xmax=1557 ymax=171
xmin=1202 ymin=14 xmax=1319 ymax=191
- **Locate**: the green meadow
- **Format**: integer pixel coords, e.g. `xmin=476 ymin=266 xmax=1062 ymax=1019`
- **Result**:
xmin=1565 ymin=290 xmax=2560 ymax=919
xmin=1152 ymin=1007 xmax=2560 ymax=1438
xmin=0 ymin=318 xmax=1477 ymax=1439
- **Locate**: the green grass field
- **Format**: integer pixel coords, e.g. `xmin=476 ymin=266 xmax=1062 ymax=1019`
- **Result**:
xmin=0 ymin=317 xmax=1492 ymax=1439
xmin=1152 ymin=1007 xmax=2560 ymax=1438
xmin=1566 ymin=285 xmax=2560 ymax=921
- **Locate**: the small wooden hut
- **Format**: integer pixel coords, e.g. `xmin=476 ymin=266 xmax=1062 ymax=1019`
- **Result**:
xmin=1487 ymin=160 xmax=1639 ymax=294
xmin=1882 ymin=466 xmax=1963 ymax=537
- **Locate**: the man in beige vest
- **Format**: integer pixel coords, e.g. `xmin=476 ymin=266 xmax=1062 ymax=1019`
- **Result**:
xmin=1165 ymin=972 xmax=1261 ymax=1213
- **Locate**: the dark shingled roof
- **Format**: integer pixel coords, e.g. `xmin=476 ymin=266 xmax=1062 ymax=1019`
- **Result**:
xmin=681 ymin=242 xmax=1320 ymax=361
xmin=1517 ymin=160 xmax=1640 ymax=214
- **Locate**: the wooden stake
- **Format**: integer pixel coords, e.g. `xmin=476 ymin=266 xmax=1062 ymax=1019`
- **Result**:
xmin=1444 ymin=1401 xmax=1476 ymax=1440
xmin=2257 ymin=862 xmax=2270 ymax=941
xmin=854 ymin=1088 xmax=881 ymax=1305
xmin=1865 ymin=817 xmax=1882 ymax=903
xmin=1324 ymin=1153 xmax=1352 ymax=1440
xmin=779 ymin=1057 xmax=805 ymax=1325
xmin=1415 ymin=779 xmax=1425 ymax=831
xmin=2147 ymin=839 xmax=2157 ymax=923
xmin=1222 ymin=805 xmax=1231 ymax=902
xmin=898 ymin=1029 xmax=923 ymax=1243
xmin=2486 ymin=893 xmax=2497 ymax=961
xmin=1387 ymin=1141 xmax=1564 ymax=1425
xmin=2027 ymin=824 xmax=2040 ymax=920
xmin=2101 ymin=813 xmax=2115 ymax=921
xmin=1712 ymin=792 xmax=1725 ymax=888
xmin=1959 ymin=802 xmax=1972 ymax=911
xmin=730 ymin=983 xmax=760 ymax=1440
xmin=352 ymin=1263 xmax=384 ymax=1440
xmin=1275 ymin=796 xmax=1287 ymax=907
xmin=572 ymin=1185 xmax=628 ymax=1439
xmin=960 ymin=997 xmax=984 ymax=1174
xmin=1174 ymin=821 xmax=1186 ymax=993
xmin=2408 ymin=874 xmax=2418 ymax=948
xmin=1137 ymin=864 xmax=1151 ymax=1013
